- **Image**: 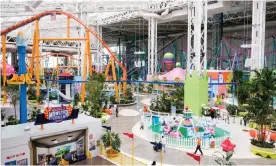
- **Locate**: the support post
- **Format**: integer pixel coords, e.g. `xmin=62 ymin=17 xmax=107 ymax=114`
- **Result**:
xmin=147 ymin=17 xmax=157 ymax=80
xmin=35 ymin=20 xmax=41 ymax=97
xmin=160 ymin=150 xmax=163 ymax=166
xmin=185 ymin=0 xmax=208 ymax=116
xmin=81 ymin=35 xmax=88 ymax=104
xmin=1 ymin=35 xmax=7 ymax=104
xmin=67 ymin=17 xmax=70 ymax=38
xmin=17 ymin=32 xmax=28 ymax=123
xmin=86 ymin=30 xmax=92 ymax=76
xmin=132 ymin=138 xmax=134 ymax=166
xmin=30 ymin=31 xmax=36 ymax=75
xmin=251 ymin=1 xmax=266 ymax=70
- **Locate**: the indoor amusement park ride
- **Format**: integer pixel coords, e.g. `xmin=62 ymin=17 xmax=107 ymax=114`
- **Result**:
xmin=1 ymin=10 xmax=127 ymax=123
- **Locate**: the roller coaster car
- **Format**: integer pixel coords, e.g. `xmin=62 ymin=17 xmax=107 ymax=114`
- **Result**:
xmin=7 ymin=74 xmax=25 ymax=84
xmin=25 ymin=73 xmax=35 ymax=84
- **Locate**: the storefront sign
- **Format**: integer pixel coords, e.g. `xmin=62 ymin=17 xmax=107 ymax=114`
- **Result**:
xmin=34 ymin=106 xmax=79 ymax=125
xmin=44 ymin=105 xmax=72 ymax=122
xmin=6 ymin=152 xmax=25 ymax=159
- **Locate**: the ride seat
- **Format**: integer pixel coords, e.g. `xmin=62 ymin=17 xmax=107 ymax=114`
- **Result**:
xmin=25 ymin=73 xmax=35 ymax=84
xmin=7 ymin=74 xmax=25 ymax=84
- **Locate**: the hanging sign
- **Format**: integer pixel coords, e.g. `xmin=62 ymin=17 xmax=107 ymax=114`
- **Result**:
xmin=44 ymin=105 xmax=73 ymax=122
xmin=35 ymin=105 xmax=79 ymax=125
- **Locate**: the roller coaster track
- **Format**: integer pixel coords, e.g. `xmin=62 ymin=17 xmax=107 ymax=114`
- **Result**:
xmin=1 ymin=10 xmax=126 ymax=90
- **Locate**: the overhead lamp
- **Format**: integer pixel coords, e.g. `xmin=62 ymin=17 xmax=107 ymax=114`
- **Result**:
xmin=68 ymin=136 xmax=72 ymax=141
xmin=134 ymin=51 xmax=145 ymax=55
xmin=241 ymin=44 xmax=251 ymax=48
xmin=52 ymin=139 xmax=59 ymax=144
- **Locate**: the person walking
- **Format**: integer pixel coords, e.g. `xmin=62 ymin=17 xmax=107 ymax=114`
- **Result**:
xmin=115 ymin=105 xmax=119 ymax=117
xmin=194 ymin=137 xmax=203 ymax=155
xmin=243 ymin=116 xmax=247 ymax=126
xmin=140 ymin=121 xmax=144 ymax=130
xmin=161 ymin=136 xmax=166 ymax=153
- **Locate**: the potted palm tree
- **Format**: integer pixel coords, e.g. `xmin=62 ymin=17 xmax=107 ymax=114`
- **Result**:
xmin=247 ymin=68 xmax=276 ymax=154
xmin=101 ymin=131 xmax=121 ymax=157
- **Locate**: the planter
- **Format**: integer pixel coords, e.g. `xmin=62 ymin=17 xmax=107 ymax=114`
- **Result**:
xmin=106 ymin=149 xmax=120 ymax=157
xmin=250 ymin=143 xmax=276 ymax=159
xmin=250 ymin=143 xmax=275 ymax=152
xmin=270 ymin=129 xmax=276 ymax=134
xmin=111 ymin=102 xmax=136 ymax=107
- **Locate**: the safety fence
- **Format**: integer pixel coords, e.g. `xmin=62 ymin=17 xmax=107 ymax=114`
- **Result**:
xmin=100 ymin=145 xmax=147 ymax=165
xmin=151 ymin=132 xmax=229 ymax=149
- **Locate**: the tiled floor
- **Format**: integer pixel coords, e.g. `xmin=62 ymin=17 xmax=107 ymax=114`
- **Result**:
xmin=71 ymin=156 xmax=115 ymax=165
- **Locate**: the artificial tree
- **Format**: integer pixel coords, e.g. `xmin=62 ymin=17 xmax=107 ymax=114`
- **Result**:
xmin=247 ymin=68 xmax=276 ymax=148
xmin=101 ymin=131 xmax=121 ymax=153
xmin=82 ymin=73 xmax=106 ymax=118
xmin=28 ymin=106 xmax=41 ymax=122
xmin=6 ymin=84 xmax=20 ymax=120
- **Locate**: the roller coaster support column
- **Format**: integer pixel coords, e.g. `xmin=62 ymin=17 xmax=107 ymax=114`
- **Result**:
xmin=86 ymin=30 xmax=92 ymax=76
xmin=136 ymin=82 xmax=139 ymax=112
xmin=185 ymin=0 xmax=208 ymax=116
xmin=81 ymin=34 xmax=88 ymax=104
xmin=35 ymin=20 xmax=41 ymax=97
xmin=17 ymin=32 xmax=28 ymax=123
xmin=1 ymin=35 xmax=7 ymax=104
xmin=251 ymin=1 xmax=266 ymax=70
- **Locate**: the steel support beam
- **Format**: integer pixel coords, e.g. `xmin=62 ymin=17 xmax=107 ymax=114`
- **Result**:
xmin=187 ymin=0 xmax=207 ymax=74
xmin=147 ymin=17 xmax=157 ymax=78
xmin=251 ymin=1 xmax=266 ymax=69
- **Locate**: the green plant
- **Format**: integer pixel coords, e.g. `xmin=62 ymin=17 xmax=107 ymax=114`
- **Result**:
xmin=37 ymin=95 xmax=44 ymax=104
xmin=28 ymin=106 xmax=41 ymax=122
xmin=6 ymin=115 xmax=19 ymax=125
xmin=73 ymin=93 xmax=80 ymax=108
xmin=82 ymin=73 xmax=106 ymax=117
xmin=251 ymin=139 xmax=275 ymax=148
xmin=101 ymin=118 xmax=106 ymax=124
xmin=27 ymin=85 xmax=36 ymax=100
xmin=101 ymin=131 xmax=121 ymax=151
xmin=232 ymin=70 xmax=251 ymax=106
xmin=109 ymin=95 xmax=117 ymax=104
xmin=247 ymin=68 xmax=276 ymax=146
xmin=147 ymin=84 xmax=153 ymax=94
xmin=6 ymin=85 xmax=20 ymax=119
xmin=226 ymin=105 xmax=239 ymax=116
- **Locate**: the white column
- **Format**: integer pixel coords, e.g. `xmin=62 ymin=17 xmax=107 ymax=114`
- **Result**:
xmin=187 ymin=0 xmax=207 ymax=74
xmin=251 ymin=1 xmax=266 ymax=70
xmin=147 ymin=17 xmax=157 ymax=79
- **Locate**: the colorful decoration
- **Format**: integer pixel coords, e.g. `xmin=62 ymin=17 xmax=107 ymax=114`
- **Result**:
xmin=163 ymin=52 xmax=175 ymax=71
xmin=34 ymin=106 xmax=78 ymax=125
xmin=175 ymin=62 xmax=181 ymax=67
xmin=44 ymin=105 xmax=73 ymax=122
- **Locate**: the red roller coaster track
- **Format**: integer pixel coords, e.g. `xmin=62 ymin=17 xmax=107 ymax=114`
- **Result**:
xmin=0 ymin=10 xmax=126 ymax=82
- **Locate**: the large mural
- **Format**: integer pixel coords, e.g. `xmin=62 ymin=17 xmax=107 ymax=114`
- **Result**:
xmin=207 ymin=70 xmax=233 ymax=98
